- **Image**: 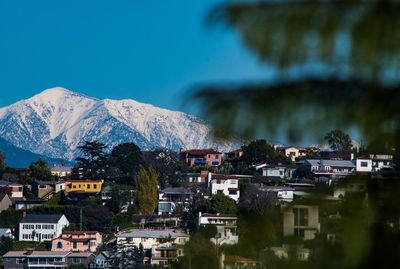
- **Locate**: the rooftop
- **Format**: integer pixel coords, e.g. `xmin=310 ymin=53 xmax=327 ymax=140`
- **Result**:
xmin=3 ymin=251 xmax=70 ymax=257
xmin=20 ymin=214 xmax=65 ymax=224
xmin=181 ymin=149 xmax=221 ymax=155
xmin=116 ymin=229 xmax=188 ymax=239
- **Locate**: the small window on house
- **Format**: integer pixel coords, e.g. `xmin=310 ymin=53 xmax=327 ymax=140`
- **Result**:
xmin=215 ymin=155 xmax=218 ymax=159
xmin=217 ymin=190 xmax=223 ymax=194
xmin=94 ymin=184 xmax=97 ymax=189
xmin=87 ymin=184 xmax=90 ymax=189
xmin=57 ymin=242 xmax=63 ymax=249
xmin=361 ymin=161 xmax=368 ymax=167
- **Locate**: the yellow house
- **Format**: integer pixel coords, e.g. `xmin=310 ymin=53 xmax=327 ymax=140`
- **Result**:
xmin=64 ymin=179 xmax=104 ymax=194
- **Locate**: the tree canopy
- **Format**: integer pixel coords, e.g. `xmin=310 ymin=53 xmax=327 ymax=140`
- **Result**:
xmin=324 ymin=129 xmax=353 ymax=151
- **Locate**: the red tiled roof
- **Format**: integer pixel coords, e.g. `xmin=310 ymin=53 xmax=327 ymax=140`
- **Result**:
xmin=225 ymin=255 xmax=257 ymax=264
xmin=211 ymin=174 xmax=241 ymax=180
xmin=181 ymin=149 xmax=221 ymax=155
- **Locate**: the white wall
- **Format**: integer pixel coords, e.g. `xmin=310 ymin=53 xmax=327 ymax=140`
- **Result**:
xmin=356 ymin=159 xmax=373 ymax=172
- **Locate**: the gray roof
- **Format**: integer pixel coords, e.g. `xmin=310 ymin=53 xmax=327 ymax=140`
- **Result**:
xmin=305 ymin=159 xmax=355 ymax=168
xmin=20 ymin=214 xmax=65 ymax=224
xmin=160 ymin=187 xmax=193 ymax=195
xmin=116 ymin=229 xmax=189 ymax=239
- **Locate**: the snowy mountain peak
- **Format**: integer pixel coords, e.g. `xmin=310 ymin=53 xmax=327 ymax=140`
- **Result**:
xmin=0 ymin=87 xmax=230 ymax=160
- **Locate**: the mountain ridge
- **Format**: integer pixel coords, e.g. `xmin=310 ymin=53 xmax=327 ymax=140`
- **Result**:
xmin=0 ymin=87 xmax=231 ymax=160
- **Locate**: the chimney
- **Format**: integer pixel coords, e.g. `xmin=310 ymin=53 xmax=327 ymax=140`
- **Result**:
xmin=25 ymin=248 xmax=34 ymax=255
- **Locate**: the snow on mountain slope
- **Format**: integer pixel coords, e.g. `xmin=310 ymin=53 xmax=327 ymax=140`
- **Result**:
xmin=0 ymin=87 xmax=230 ymax=160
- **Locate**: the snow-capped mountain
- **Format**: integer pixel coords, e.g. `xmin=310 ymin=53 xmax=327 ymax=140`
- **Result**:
xmin=0 ymin=87 xmax=229 ymax=160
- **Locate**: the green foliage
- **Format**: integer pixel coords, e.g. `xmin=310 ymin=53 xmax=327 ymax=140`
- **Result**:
xmin=74 ymin=140 xmax=108 ymax=179
xmin=324 ymin=129 xmax=353 ymax=151
xmin=209 ymin=193 xmax=237 ymax=215
xmin=44 ymin=192 xmax=62 ymax=206
xmin=173 ymin=232 xmax=219 ymax=269
xmin=136 ymin=166 xmax=158 ymax=215
xmin=67 ymin=264 xmax=87 ymax=269
xmin=109 ymin=142 xmax=144 ymax=185
xmin=29 ymin=159 xmax=52 ymax=181
xmin=0 ymin=236 xmax=13 ymax=256
xmin=0 ymin=151 xmax=5 ymax=177
xmin=0 ymin=209 xmax=23 ymax=228
xmin=241 ymin=140 xmax=291 ymax=165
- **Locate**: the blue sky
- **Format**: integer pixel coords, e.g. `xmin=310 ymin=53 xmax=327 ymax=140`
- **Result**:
xmin=0 ymin=0 xmax=271 ymax=114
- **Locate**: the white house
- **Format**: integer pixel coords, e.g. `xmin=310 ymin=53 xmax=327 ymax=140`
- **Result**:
xmin=369 ymin=154 xmax=393 ymax=171
xmin=261 ymin=164 xmax=298 ymax=179
xmin=304 ymin=159 xmax=355 ymax=178
xmin=19 ymin=214 xmax=69 ymax=242
xmin=50 ymin=165 xmax=73 ymax=178
xmin=115 ymin=229 xmax=189 ymax=250
xmin=260 ymin=186 xmax=294 ymax=202
xmin=55 ymin=180 xmax=66 ymax=193
xmin=197 ymin=212 xmax=239 ymax=245
xmin=208 ymin=173 xmax=241 ymax=202
xmin=355 ymin=158 xmax=373 ymax=172
xmin=283 ymin=205 xmax=320 ymax=240
xmin=0 ymin=228 xmax=14 ymax=239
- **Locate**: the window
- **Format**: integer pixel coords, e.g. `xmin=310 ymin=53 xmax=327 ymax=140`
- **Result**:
xmin=30 ymin=225 xmax=34 ymax=229
xmin=293 ymin=207 xmax=308 ymax=226
xmin=229 ymin=190 xmax=237 ymax=195
xmin=16 ymin=258 xmax=25 ymax=264
xmin=215 ymin=155 xmax=218 ymax=159
xmin=57 ymin=242 xmax=63 ymax=249
xmin=73 ymin=242 xmax=78 ymax=249
xmin=94 ymin=184 xmax=97 ymax=189
xmin=361 ymin=161 xmax=368 ymax=167
xmin=73 ymin=258 xmax=81 ymax=263
xmin=87 ymin=184 xmax=91 ymax=189
xmin=36 ymin=225 xmax=41 ymax=229
xmin=217 ymin=190 xmax=223 ymax=194
xmin=83 ymin=241 xmax=89 ymax=246
xmin=73 ymin=185 xmax=76 ymax=189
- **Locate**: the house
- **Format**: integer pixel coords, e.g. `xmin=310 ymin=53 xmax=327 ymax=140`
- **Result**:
xmin=55 ymin=180 xmax=66 ymax=193
xmin=15 ymin=198 xmax=46 ymax=210
xmin=64 ymin=179 xmax=104 ymax=194
xmin=158 ymin=187 xmax=194 ymax=215
xmin=197 ymin=212 xmax=238 ymax=245
xmin=0 ymin=228 xmax=13 ymax=239
xmin=225 ymin=149 xmax=244 ymax=159
xmin=150 ymin=242 xmax=184 ymax=267
xmin=50 ymin=165 xmax=73 ymax=178
xmin=115 ymin=229 xmax=189 ymax=250
xmin=31 ymin=180 xmax=55 ymax=200
xmin=208 ymin=173 xmax=243 ymax=202
xmin=283 ymin=204 xmax=320 ymax=240
xmin=270 ymin=244 xmax=310 ymax=261
xmin=19 ymin=214 xmax=69 ymax=242
xmin=180 ymin=149 xmax=222 ymax=167
xmin=90 ymin=251 xmax=111 ymax=269
xmin=0 ymin=180 xmax=23 ymax=198
xmin=355 ymin=157 xmax=373 ymax=172
xmin=52 ymin=231 xmax=102 ymax=252
xmin=0 ymin=193 xmax=12 ymax=213
xmin=261 ymin=164 xmax=298 ymax=179
xmin=179 ymin=172 xmax=203 ymax=183
xmin=220 ymin=253 xmax=257 ymax=269
xmin=369 ymin=154 xmax=393 ymax=171
xmin=259 ymin=186 xmax=294 ymax=202
xmin=101 ymin=185 xmax=112 ymax=201
xmin=278 ymin=146 xmax=305 ymax=162
xmin=2 ymin=250 xmax=95 ymax=269
xmin=304 ymin=159 xmax=355 ymax=178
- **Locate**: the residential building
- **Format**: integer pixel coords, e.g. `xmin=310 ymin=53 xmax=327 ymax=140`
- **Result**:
xmin=304 ymin=159 xmax=355 ymax=178
xmin=220 ymin=253 xmax=257 ymax=269
xmin=19 ymin=214 xmax=69 ymax=242
xmin=369 ymin=154 xmax=393 ymax=171
xmin=50 ymin=165 xmax=73 ymax=178
xmin=197 ymin=212 xmax=239 ymax=245
xmin=31 ymin=180 xmax=54 ymax=200
xmin=259 ymin=186 xmax=294 ymax=202
xmin=90 ymin=251 xmax=110 ymax=269
xmin=283 ymin=205 xmax=320 ymax=240
xmin=55 ymin=180 xmax=66 ymax=193
xmin=0 ymin=180 xmax=23 ymax=198
xmin=15 ymin=198 xmax=46 ymax=210
xmin=158 ymin=187 xmax=194 ymax=215
xmin=0 ymin=228 xmax=13 ymax=239
xmin=2 ymin=250 xmax=95 ymax=269
xmin=150 ymin=242 xmax=184 ymax=267
xmin=0 ymin=193 xmax=12 ymax=213
xmin=270 ymin=244 xmax=310 ymax=261
xmin=181 ymin=149 xmax=222 ymax=167
xmin=52 ymin=231 xmax=102 ymax=252
xmin=355 ymin=157 xmax=373 ymax=172
xmin=278 ymin=146 xmax=305 ymax=162
xmin=101 ymin=185 xmax=112 ymax=201
xmin=64 ymin=179 xmax=104 ymax=194
xmin=225 ymin=149 xmax=243 ymax=159
xmin=261 ymin=164 xmax=298 ymax=179
xmin=208 ymin=173 xmax=242 ymax=202
xmin=115 ymin=229 xmax=189 ymax=250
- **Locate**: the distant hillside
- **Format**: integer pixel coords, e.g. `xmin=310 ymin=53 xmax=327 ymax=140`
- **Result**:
xmin=0 ymin=137 xmax=70 ymax=168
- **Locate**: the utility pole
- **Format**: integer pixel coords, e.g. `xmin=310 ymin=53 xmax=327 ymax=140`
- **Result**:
xmin=79 ymin=207 xmax=83 ymax=231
